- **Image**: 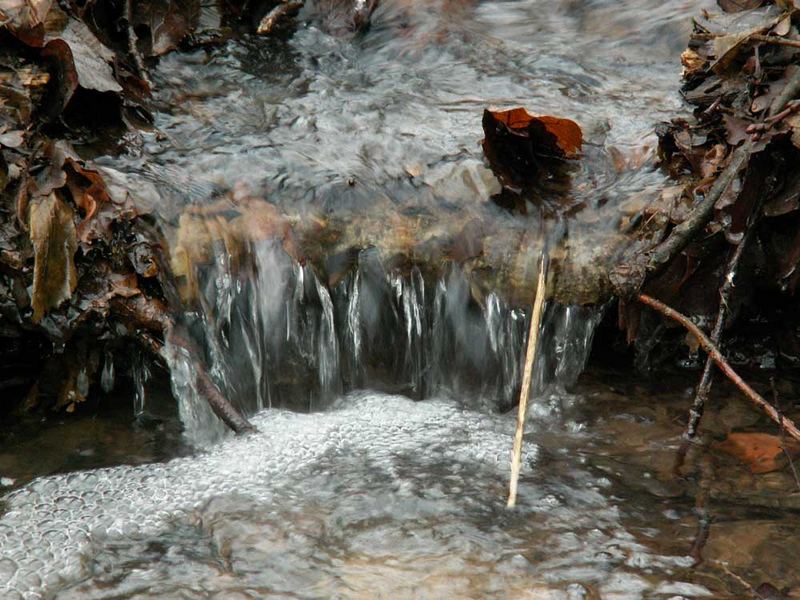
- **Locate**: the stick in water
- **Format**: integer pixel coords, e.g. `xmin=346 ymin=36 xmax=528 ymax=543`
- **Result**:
xmin=508 ymin=256 xmax=548 ymax=508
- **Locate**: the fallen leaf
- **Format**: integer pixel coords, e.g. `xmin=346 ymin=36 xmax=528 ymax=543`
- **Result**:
xmin=722 ymin=115 xmax=750 ymax=146
xmin=709 ymin=13 xmax=786 ymax=73
xmin=681 ymin=48 xmax=707 ymax=77
xmin=714 ymin=432 xmax=800 ymax=474
xmin=717 ymin=0 xmax=764 ymax=12
xmin=41 ymin=14 xmax=122 ymax=113
xmin=788 ymin=113 xmax=800 ymax=149
xmin=65 ymin=156 xmax=134 ymax=246
xmin=0 ymin=0 xmax=55 ymax=46
xmin=773 ymin=14 xmax=792 ymax=37
xmin=0 ymin=129 xmax=24 ymax=148
xmin=763 ymin=169 xmax=800 ymax=217
xmin=132 ymin=0 xmax=201 ymax=56
xmin=482 ymin=107 xmax=582 ymax=188
xmin=29 ymin=192 xmax=78 ymax=322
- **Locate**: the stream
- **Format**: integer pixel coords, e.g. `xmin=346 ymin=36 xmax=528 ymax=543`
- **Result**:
xmin=4 ymin=0 xmax=800 ymax=597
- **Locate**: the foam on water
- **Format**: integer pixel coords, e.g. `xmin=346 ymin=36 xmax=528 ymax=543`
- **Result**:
xmin=0 ymin=392 xmax=697 ymax=599
xmin=0 ymin=394 xmax=519 ymax=597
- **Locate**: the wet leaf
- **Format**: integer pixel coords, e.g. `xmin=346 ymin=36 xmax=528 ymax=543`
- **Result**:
xmin=763 ymin=170 xmax=800 ymax=217
xmin=714 ymin=432 xmax=800 ymax=474
xmin=0 ymin=0 xmax=55 ymax=46
xmin=722 ymin=115 xmax=750 ymax=146
xmin=482 ymin=107 xmax=582 ymax=188
xmin=65 ymin=156 xmax=135 ymax=246
xmin=717 ymin=0 xmax=764 ymax=12
xmin=132 ymin=0 xmax=201 ymax=57
xmin=41 ymin=14 xmax=122 ymax=113
xmin=709 ymin=12 xmax=786 ymax=73
xmin=29 ymin=192 xmax=78 ymax=322
xmin=752 ymin=66 xmax=800 ymax=114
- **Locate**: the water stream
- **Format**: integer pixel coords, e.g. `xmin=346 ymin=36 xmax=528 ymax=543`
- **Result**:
xmin=9 ymin=0 xmax=800 ymax=598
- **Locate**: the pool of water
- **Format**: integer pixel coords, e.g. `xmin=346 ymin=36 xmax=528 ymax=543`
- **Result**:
xmin=3 ymin=370 xmax=800 ymax=598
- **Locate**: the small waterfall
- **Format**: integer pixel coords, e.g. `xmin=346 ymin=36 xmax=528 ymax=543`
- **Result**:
xmin=165 ymin=242 xmax=602 ymax=445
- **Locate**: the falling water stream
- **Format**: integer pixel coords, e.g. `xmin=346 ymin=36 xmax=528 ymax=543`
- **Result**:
xmin=4 ymin=0 xmax=800 ymax=598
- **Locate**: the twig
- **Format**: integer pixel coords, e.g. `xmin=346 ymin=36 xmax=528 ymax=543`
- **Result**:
xmin=685 ymin=196 xmax=761 ymax=439
xmin=637 ymin=293 xmax=800 ymax=443
xmin=751 ymin=33 xmax=800 ymax=49
xmin=768 ymin=64 xmax=800 ymax=118
xmin=256 ymin=2 xmax=303 ymax=35
xmin=772 ymin=378 xmax=800 ymax=492
xmin=124 ymin=0 xmax=150 ymax=85
xmin=645 ymin=68 xmax=800 ymax=276
xmin=168 ymin=324 xmax=256 ymax=434
xmin=717 ymin=562 xmax=757 ymax=596
xmin=646 ymin=143 xmax=750 ymax=273
xmin=507 ymin=255 xmax=547 ymax=508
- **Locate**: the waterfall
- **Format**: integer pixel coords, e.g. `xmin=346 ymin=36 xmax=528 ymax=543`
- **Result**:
xmin=164 ymin=242 xmax=603 ymax=446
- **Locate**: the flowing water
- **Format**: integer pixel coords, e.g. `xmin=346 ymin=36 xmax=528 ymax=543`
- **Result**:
xmin=6 ymin=0 xmax=800 ymax=598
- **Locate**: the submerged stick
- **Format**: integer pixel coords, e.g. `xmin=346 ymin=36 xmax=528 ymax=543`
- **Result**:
xmin=507 ymin=255 xmax=547 ymax=508
xmin=637 ymin=293 xmax=800 ymax=443
xmin=685 ymin=200 xmax=760 ymax=439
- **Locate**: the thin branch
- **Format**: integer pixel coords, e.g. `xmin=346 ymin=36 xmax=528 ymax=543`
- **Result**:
xmin=124 ymin=0 xmax=150 ymax=85
xmin=507 ymin=255 xmax=547 ymax=508
xmin=772 ymin=378 xmax=800 ymax=492
xmin=168 ymin=325 xmax=257 ymax=434
xmin=646 ymin=144 xmax=750 ymax=273
xmin=768 ymin=63 xmax=800 ymax=118
xmin=752 ymin=33 xmax=800 ymax=49
xmin=686 ymin=196 xmax=762 ymax=439
xmin=637 ymin=293 xmax=800 ymax=443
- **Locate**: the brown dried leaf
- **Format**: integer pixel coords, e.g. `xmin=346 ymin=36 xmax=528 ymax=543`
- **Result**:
xmin=714 ymin=432 xmax=800 ymax=474
xmin=788 ymin=113 xmax=800 ymax=149
xmin=0 ymin=0 xmax=55 ymax=46
xmin=482 ymin=107 xmax=582 ymax=188
xmin=773 ymin=14 xmax=792 ymax=36
xmin=41 ymin=15 xmax=122 ymax=114
xmin=722 ymin=115 xmax=750 ymax=146
xmin=709 ymin=13 xmax=786 ymax=73
xmin=65 ymin=157 xmax=134 ymax=246
xmin=29 ymin=192 xmax=78 ymax=322
xmin=681 ymin=48 xmax=707 ymax=77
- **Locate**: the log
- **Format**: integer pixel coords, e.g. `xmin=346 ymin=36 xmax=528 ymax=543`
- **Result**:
xmin=168 ymin=196 xmax=630 ymax=308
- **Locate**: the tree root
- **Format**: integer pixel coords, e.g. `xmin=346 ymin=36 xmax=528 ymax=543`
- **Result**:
xmin=637 ymin=293 xmax=800 ymax=443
